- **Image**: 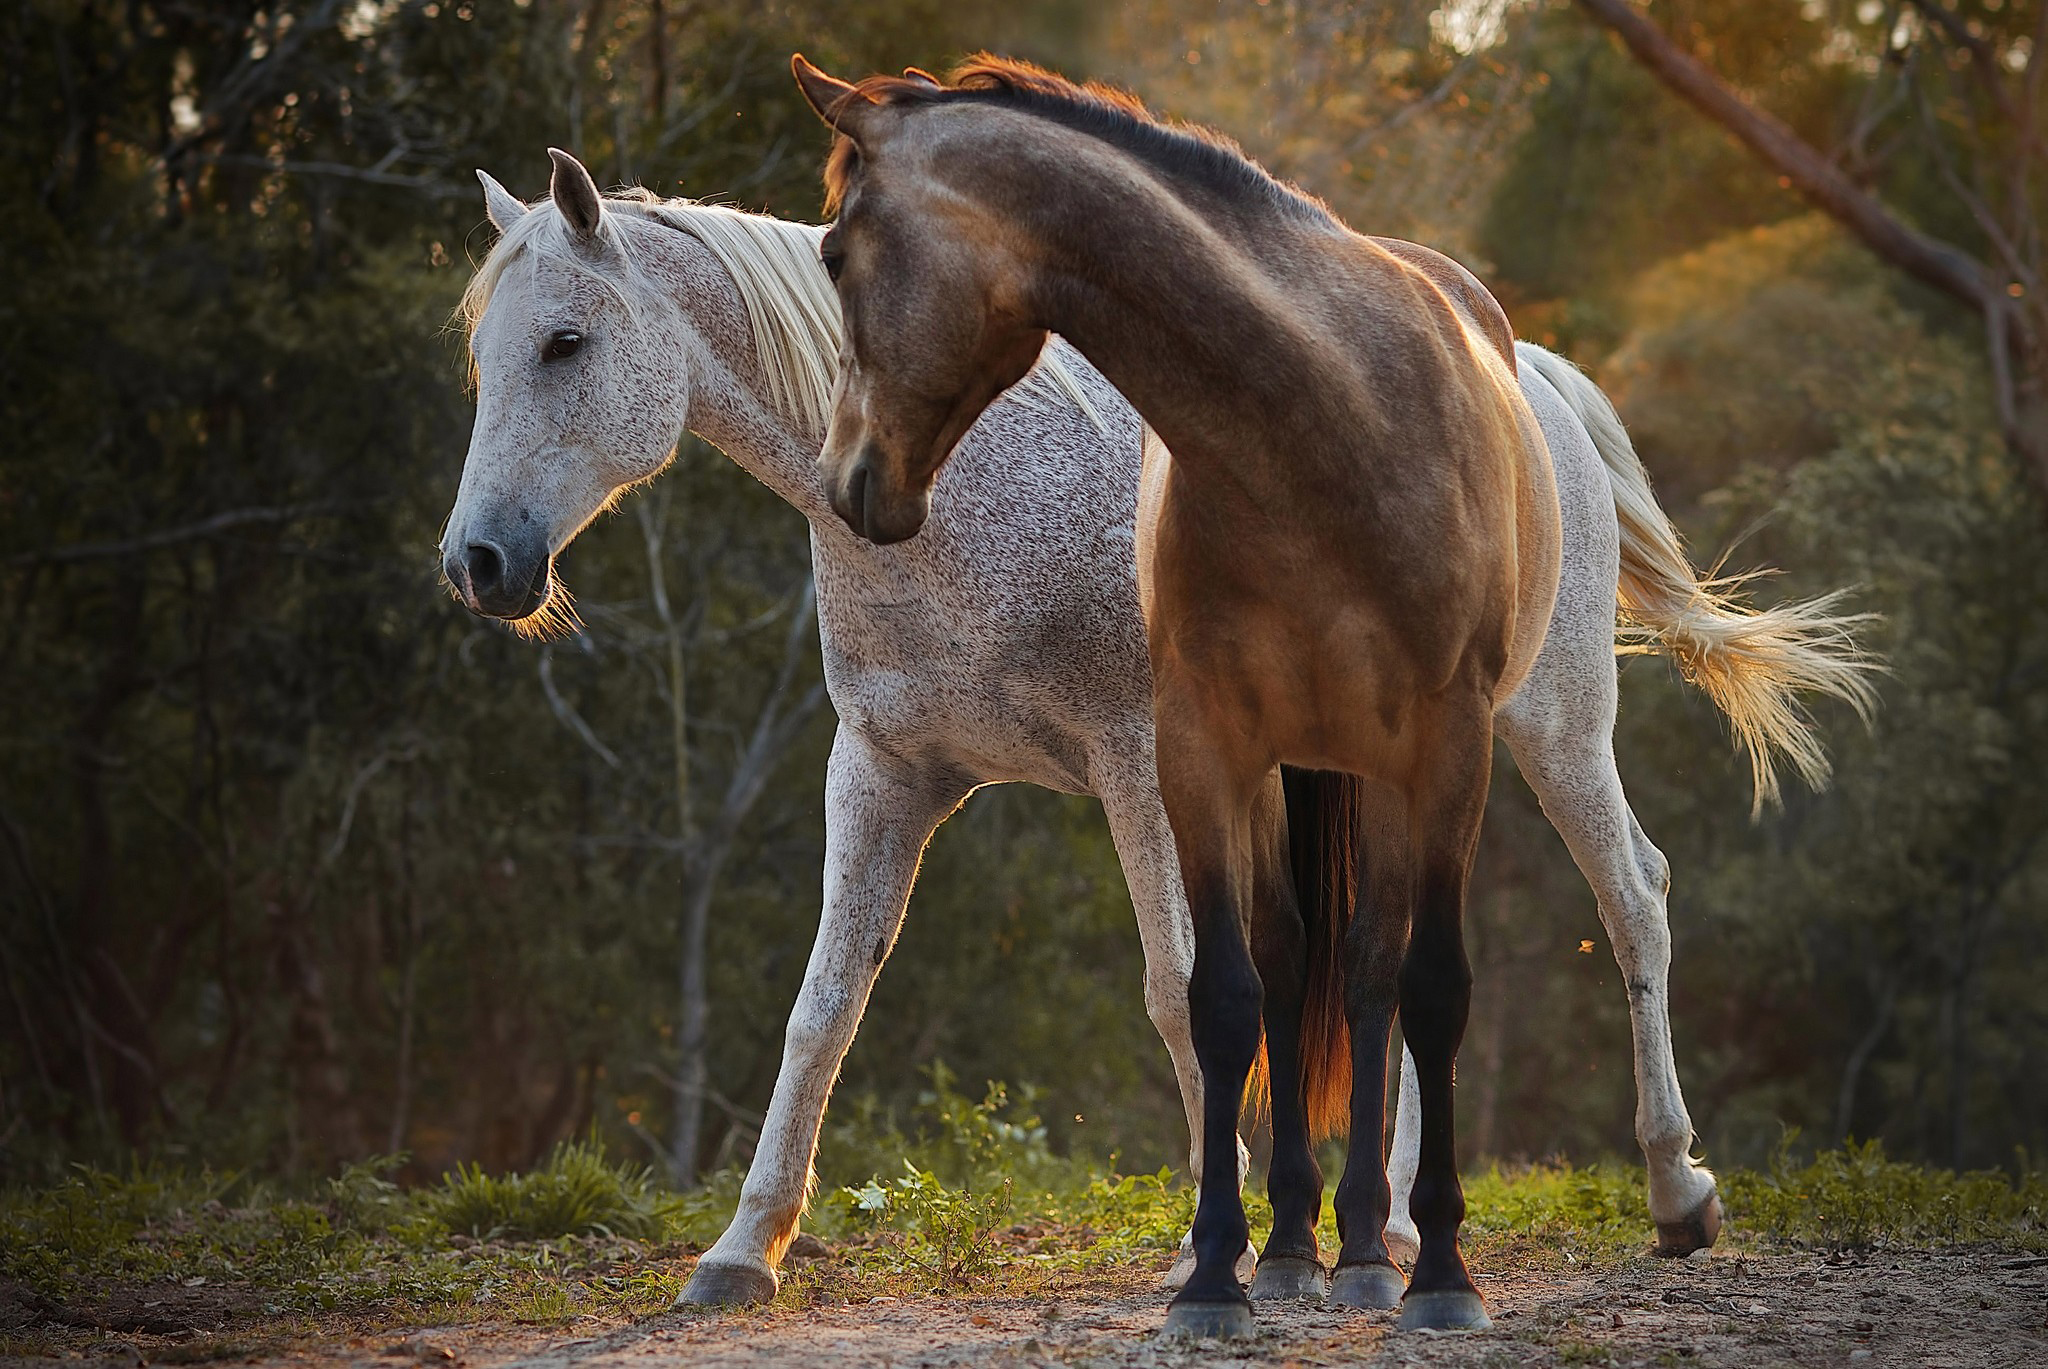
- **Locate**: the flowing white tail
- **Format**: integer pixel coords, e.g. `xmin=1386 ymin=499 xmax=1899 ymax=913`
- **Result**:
xmin=1518 ymin=344 xmax=1883 ymax=813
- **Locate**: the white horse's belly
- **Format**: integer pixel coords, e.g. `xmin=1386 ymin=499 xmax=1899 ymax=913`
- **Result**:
xmin=821 ymin=615 xmax=1142 ymax=796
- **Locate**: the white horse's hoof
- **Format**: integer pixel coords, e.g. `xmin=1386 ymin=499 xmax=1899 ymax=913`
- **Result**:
xmin=1383 ymin=1219 xmax=1420 ymax=1267
xmin=677 ymin=1259 xmax=779 ymax=1306
xmin=1654 ymin=1190 xmax=1723 ymax=1257
xmin=1160 ymin=1239 xmax=1256 ymax=1290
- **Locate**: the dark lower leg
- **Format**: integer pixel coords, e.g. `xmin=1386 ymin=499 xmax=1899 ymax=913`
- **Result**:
xmin=1178 ymin=876 xmax=1264 ymax=1311
xmin=1400 ymin=874 xmax=1477 ymax=1298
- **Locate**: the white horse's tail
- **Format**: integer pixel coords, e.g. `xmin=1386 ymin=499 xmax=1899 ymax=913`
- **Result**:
xmin=1517 ymin=343 xmax=1883 ymax=814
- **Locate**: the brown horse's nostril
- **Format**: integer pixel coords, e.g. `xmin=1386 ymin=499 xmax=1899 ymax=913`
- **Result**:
xmin=840 ymin=464 xmax=871 ymax=539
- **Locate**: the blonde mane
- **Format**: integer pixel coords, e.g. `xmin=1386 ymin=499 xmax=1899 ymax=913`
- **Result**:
xmin=460 ymin=189 xmax=1104 ymax=441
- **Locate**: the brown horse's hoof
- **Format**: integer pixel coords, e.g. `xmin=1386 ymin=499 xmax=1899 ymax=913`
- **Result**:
xmin=677 ymin=1260 xmax=778 ymax=1306
xmin=1653 ymin=1190 xmax=1724 ymax=1257
xmin=1249 ymin=1255 xmax=1327 ymax=1301
xmin=1329 ymin=1260 xmax=1406 ymax=1310
xmin=1160 ymin=1239 xmax=1256 ymax=1290
xmin=1397 ymin=1288 xmax=1491 ymax=1331
xmin=1161 ymin=1297 xmax=1256 ymax=1339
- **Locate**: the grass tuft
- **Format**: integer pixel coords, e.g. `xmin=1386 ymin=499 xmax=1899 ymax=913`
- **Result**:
xmin=426 ymin=1139 xmax=683 ymax=1241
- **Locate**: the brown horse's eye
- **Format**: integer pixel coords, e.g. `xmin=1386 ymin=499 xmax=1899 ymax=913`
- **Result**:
xmin=542 ymin=330 xmax=583 ymax=362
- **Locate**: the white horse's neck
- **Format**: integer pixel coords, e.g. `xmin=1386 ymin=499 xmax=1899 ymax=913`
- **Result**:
xmin=624 ymin=212 xmax=836 ymax=521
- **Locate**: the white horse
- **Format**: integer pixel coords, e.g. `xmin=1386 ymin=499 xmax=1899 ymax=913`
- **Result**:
xmin=441 ymin=149 xmax=1874 ymax=1305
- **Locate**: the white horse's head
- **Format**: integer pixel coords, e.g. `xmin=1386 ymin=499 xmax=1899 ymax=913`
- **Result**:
xmin=442 ymin=149 xmax=698 ymax=630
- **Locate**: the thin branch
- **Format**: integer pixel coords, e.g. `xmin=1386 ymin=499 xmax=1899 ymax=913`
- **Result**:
xmin=183 ymin=153 xmax=466 ymax=196
xmin=538 ymin=646 xmax=623 ymax=771
xmin=7 ymin=501 xmax=354 ymax=568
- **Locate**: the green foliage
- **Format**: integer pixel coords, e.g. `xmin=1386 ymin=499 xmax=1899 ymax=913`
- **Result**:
xmin=1726 ymin=1138 xmax=2048 ymax=1253
xmin=1463 ymin=1162 xmax=1655 ymax=1258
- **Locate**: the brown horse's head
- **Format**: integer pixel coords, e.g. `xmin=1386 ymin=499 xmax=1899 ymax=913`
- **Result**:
xmin=792 ymin=55 xmax=1052 ymax=544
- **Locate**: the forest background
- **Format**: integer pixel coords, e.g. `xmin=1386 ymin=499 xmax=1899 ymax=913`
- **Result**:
xmin=4 ymin=0 xmax=2043 ymax=1204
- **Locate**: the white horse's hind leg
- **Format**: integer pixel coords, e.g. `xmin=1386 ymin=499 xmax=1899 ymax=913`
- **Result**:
xmin=1496 ymin=696 xmax=1722 ymax=1254
xmin=1419 ymin=349 xmax=1719 ymax=1258
xmin=679 ymin=725 xmax=968 ymax=1306
xmin=1095 ymin=749 xmax=1253 ymax=1289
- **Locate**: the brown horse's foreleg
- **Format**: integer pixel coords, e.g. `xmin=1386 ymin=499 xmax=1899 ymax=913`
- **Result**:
xmin=1394 ymin=700 xmax=1494 ymax=1331
xmin=1153 ymin=699 xmax=1265 ymax=1338
xmin=1330 ymin=783 xmax=1413 ymax=1311
xmin=1246 ymin=771 xmax=1326 ymax=1301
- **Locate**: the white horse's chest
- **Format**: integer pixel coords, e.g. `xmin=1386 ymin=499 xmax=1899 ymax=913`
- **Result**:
xmin=809 ymin=406 xmax=1149 ymax=795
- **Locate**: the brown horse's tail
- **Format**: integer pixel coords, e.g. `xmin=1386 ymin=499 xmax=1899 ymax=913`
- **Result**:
xmin=1517 ymin=343 xmax=1884 ymax=816
xmin=1279 ymin=765 xmax=1361 ymax=1140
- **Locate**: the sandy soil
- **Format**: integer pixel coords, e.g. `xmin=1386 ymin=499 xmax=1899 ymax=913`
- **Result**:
xmin=39 ymin=1246 xmax=2037 ymax=1369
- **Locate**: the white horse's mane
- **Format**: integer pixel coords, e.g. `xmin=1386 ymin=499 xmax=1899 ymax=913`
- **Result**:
xmin=460 ymin=188 xmax=1105 ymax=440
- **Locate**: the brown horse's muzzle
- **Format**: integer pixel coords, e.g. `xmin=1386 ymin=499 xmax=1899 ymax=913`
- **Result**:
xmin=825 ymin=441 xmax=933 ymax=546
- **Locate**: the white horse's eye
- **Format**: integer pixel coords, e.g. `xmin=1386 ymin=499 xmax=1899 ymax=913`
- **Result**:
xmin=542 ymin=330 xmax=584 ymax=362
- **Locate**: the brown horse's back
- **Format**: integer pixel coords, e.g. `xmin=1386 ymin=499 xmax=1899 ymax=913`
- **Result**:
xmin=1367 ymin=238 xmax=1517 ymax=376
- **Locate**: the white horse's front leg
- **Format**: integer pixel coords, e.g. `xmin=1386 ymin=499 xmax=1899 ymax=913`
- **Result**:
xmin=1095 ymin=751 xmax=1252 ymax=1289
xmin=678 ymin=726 xmax=967 ymax=1306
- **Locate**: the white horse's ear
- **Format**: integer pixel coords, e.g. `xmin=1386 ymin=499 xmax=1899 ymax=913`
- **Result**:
xmin=901 ymin=66 xmax=941 ymax=88
xmin=477 ymin=169 xmax=529 ymax=233
xmin=792 ymin=53 xmax=878 ymax=141
xmin=547 ymin=147 xmax=604 ymax=242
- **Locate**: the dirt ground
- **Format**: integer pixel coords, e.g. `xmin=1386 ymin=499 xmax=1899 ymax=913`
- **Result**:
xmin=17 ymin=1246 xmax=2045 ymax=1369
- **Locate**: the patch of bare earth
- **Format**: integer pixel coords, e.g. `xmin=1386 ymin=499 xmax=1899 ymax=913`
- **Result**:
xmin=15 ymin=1250 xmax=2047 ymax=1369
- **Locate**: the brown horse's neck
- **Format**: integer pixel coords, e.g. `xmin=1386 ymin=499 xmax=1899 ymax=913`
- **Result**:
xmin=969 ymin=128 xmax=1368 ymax=477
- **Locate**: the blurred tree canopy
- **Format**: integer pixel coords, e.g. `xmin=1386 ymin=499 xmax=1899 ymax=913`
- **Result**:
xmin=1 ymin=0 xmax=2043 ymax=1190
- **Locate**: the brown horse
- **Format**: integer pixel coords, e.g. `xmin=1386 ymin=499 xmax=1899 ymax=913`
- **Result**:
xmin=791 ymin=51 xmax=1556 ymax=1335
xmin=787 ymin=55 xmax=1868 ymax=1336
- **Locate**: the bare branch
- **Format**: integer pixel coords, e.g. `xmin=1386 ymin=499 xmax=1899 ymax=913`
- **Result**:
xmin=7 ymin=501 xmax=355 ymax=568
xmin=184 ymin=153 xmax=466 ymax=197
xmin=538 ymin=645 xmax=624 ymax=771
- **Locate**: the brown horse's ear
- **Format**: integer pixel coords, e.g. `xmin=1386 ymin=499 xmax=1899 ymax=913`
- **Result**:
xmin=547 ymin=147 xmax=603 ymax=242
xmin=901 ymin=66 xmax=941 ymax=88
xmin=792 ymin=53 xmax=878 ymax=140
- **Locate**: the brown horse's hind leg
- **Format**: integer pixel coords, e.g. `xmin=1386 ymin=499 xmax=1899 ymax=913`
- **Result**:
xmin=1247 ymin=771 xmax=1327 ymax=1302
xmin=1330 ymin=782 xmax=1412 ymax=1311
xmin=1395 ymin=698 xmax=1494 ymax=1331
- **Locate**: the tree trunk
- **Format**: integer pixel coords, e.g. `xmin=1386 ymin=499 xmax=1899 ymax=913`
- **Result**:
xmin=1833 ymin=968 xmax=1899 ymax=1143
